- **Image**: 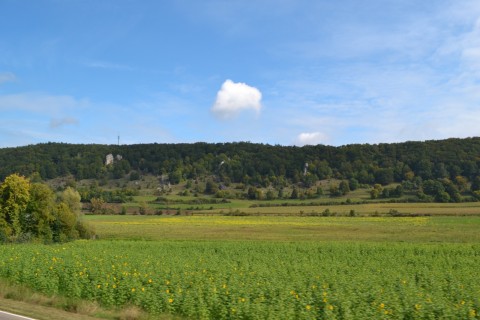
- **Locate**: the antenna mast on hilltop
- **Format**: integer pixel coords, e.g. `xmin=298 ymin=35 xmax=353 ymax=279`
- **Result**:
xmin=117 ymin=135 xmax=120 ymax=146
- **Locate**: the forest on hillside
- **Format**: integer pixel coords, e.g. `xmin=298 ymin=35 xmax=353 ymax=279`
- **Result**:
xmin=1 ymin=138 xmax=480 ymax=202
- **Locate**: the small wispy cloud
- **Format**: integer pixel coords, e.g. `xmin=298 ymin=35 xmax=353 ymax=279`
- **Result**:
xmin=295 ymin=132 xmax=328 ymax=146
xmin=0 ymin=72 xmax=16 ymax=84
xmin=84 ymin=60 xmax=134 ymax=71
xmin=50 ymin=117 xmax=79 ymax=128
xmin=459 ymin=18 xmax=480 ymax=72
xmin=0 ymin=92 xmax=88 ymax=113
xmin=211 ymin=79 xmax=262 ymax=119
xmin=261 ymin=1 xmax=480 ymax=146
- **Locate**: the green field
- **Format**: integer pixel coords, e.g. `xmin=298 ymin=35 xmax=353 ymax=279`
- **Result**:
xmin=122 ymin=194 xmax=480 ymax=216
xmin=1 ymin=239 xmax=479 ymax=319
xmin=85 ymin=214 xmax=480 ymax=243
xmin=1 ymin=212 xmax=480 ymax=319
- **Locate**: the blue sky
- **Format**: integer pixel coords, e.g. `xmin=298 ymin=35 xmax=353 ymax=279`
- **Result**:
xmin=1 ymin=0 xmax=480 ymax=147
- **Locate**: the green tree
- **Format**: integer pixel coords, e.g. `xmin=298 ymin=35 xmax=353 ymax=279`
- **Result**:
xmin=290 ymin=187 xmax=299 ymax=199
xmin=205 ymin=180 xmax=219 ymax=195
xmin=0 ymin=174 xmax=31 ymax=238
xmin=329 ymin=184 xmax=342 ymax=197
xmin=24 ymin=183 xmax=56 ymax=241
xmin=59 ymin=187 xmax=82 ymax=215
xmin=370 ymin=184 xmax=383 ymax=199
xmin=266 ymin=189 xmax=276 ymax=200
xmin=169 ymin=169 xmax=183 ymax=185
xmin=139 ymin=201 xmax=148 ymax=215
xmin=314 ymin=160 xmax=333 ymax=179
xmin=0 ymin=174 xmax=92 ymax=243
xmin=436 ymin=191 xmax=451 ymax=203
xmin=454 ymin=176 xmax=468 ymax=193
xmin=247 ymin=186 xmax=258 ymax=200
xmin=348 ymin=178 xmax=359 ymax=191
xmin=302 ymin=173 xmax=318 ymax=188
xmin=471 ymin=176 xmax=480 ymax=192
xmin=356 ymin=169 xmax=374 ymax=184
xmin=416 ymin=159 xmax=433 ymax=180
xmin=52 ymin=202 xmax=78 ymax=242
xmin=277 ymin=188 xmax=284 ymax=199
xmin=394 ymin=185 xmax=404 ymax=197
xmin=130 ymin=171 xmax=140 ymax=181
xmin=374 ymin=168 xmax=394 ymax=185
xmin=255 ymin=189 xmax=264 ymax=200
xmin=316 ymin=186 xmax=324 ymax=197
xmin=423 ymin=180 xmax=445 ymax=197
xmin=90 ymin=198 xmax=106 ymax=214
xmin=442 ymin=179 xmax=461 ymax=202
xmin=339 ymin=180 xmax=350 ymax=195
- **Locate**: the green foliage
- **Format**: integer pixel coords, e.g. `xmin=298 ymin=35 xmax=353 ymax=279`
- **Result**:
xmin=265 ymin=189 xmax=276 ymax=200
xmin=129 ymin=170 xmax=140 ymax=181
xmin=277 ymin=188 xmax=284 ymax=199
xmin=374 ymin=168 xmax=394 ymax=185
xmin=339 ymin=180 xmax=350 ymax=195
xmin=111 ymin=159 xmax=131 ymax=179
xmin=422 ymin=179 xmax=462 ymax=203
xmin=473 ymin=190 xmax=480 ymax=200
xmin=471 ymin=176 xmax=480 ymax=192
xmin=290 ymin=187 xmax=299 ymax=199
xmin=370 ymin=184 xmax=383 ymax=199
xmin=348 ymin=178 xmax=359 ymax=191
xmin=204 ymin=180 xmax=219 ymax=195
xmin=90 ymin=198 xmax=106 ymax=214
xmin=0 ymin=241 xmax=478 ymax=319
xmin=0 ymin=174 xmax=93 ymax=243
xmin=0 ymin=174 xmax=31 ymax=237
xmin=329 ymin=184 xmax=343 ymax=197
xmin=24 ymin=183 xmax=56 ymax=241
xmin=59 ymin=187 xmax=81 ymax=214
xmin=138 ymin=202 xmax=148 ymax=215
xmin=169 ymin=169 xmax=182 ymax=185
xmin=78 ymin=186 xmax=137 ymax=203
xmin=302 ymin=173 xmax=318 ymax=187
xmin=246 ymin=186 xmax=258 ymax=200
xmin=53 ymin=202 xmax=79 ymax=241
xmin=1 ymin=139 xmax=480 ymax=203
xmin=381 ymin=185 xmax=404 ymax=199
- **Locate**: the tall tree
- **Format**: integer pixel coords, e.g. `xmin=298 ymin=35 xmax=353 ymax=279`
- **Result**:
xmin=25 ymin=183 xmax=56 ymax=241
xmin=0 ymin=174 xmax=30 ymax=238
xmin=59 ymin=187 xmax=82 ymax=214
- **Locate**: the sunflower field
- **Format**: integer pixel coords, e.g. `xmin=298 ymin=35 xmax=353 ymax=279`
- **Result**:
xmin=0 ymin=240 xmax=479 ymax=319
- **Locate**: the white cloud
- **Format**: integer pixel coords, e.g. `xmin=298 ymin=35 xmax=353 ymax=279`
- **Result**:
xmin=178 ymin=0 xmax=297 ymax=37
xmin=0 ymin=92 xmax=88 ymax=113
xmin=84 ymin=60 xmax=134 ymax=71
xmin=50 ymin=117 xmax=79 ymax=128
xmin=211 ymin=80 xmax=262 ymax=119
xmin=259 ymin=1 xmax=480 ymax=146
xmin=0 ymin=72 xmax=16 ymax=84
xmin=459 ymin=18 xmax=480 ymax=72
xmin=295 ymin=132 xmax=328 ymax=146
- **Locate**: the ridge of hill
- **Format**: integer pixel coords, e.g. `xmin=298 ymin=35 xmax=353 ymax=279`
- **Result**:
xmin=1 ymin=138 xmax=480 ymax=187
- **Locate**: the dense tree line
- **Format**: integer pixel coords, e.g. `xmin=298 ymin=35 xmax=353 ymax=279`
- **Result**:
xmin=1 ymin=138 xmax=480 ymax=193
xmin=0 ymin=174 xmax=94 ymax=243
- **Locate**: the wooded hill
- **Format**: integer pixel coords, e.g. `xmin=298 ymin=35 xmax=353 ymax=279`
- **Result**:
xmin=1 ymin=138 xmax=480 ymax=194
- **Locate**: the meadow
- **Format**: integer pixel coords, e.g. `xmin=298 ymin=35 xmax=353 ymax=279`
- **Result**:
xmin=0 ymin=241 xmax=480 ymax=319
xmin=1 ymin=239 xmax=479 ymax=319
xmin=4 ymin=137 xmax=480 ymax=319
xmin=122 ymin=194 xmax=480 ymax=217
xmin=86 ymin=215 xmax=480 ymax=243
xmin=0 ymin=214 xmax=478 ymax=319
